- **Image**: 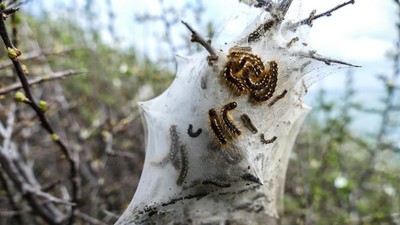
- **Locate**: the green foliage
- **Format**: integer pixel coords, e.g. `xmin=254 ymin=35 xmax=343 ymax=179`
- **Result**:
xmin=25 ymin=13 xmax=173 ymax=123
xmin=283 ymin=74 xmax=400 ymax=224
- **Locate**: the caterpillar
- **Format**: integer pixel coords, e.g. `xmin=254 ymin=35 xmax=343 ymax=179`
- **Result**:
xmin=260 ymin=134 xmax=277 ymax=145
xmin=209 ymin=108 xmax=228 ymax=145
xmin=187 ymin=124 xmax=202 ymax=138
xmin=221 ymin=102 xmax=241 ymax=136
xmin=169 ymin=125 xmax=181 ymax=169
xmin=176 ymin=145 xmax=189 ymax=186
xmin=240 ymin=114 xmax=258 ymax=134
xmin=268 ymin=89 xmax=288 ymax=107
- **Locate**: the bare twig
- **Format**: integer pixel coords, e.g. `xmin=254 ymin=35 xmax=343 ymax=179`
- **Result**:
xmin=0 ymin=47 xmax=79 ymax=70
xmin=23 ymin=185 xmax=76 ymax=206
xmin=106 ymin=149 xmax=137 ymax=159
xmin=288 ymin=0 xmax=355 ymax=30
xmin=181 ymin=20 xmax=218 ymax=64
xmin=301 ymin=50 xmax=361 ymax=67
xmin=0 ymin=69 xmax=86 ymax=95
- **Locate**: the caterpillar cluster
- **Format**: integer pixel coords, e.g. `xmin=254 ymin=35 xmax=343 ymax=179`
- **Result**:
xmin=222 ymin=48 xmax=278 ymax=103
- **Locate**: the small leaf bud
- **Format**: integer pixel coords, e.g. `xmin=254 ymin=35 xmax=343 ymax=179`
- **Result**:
xmin=15 ymin=91 xmax=28 ymax=102
xmin=39 ymin=100 xmax=48 ymax=112
xmin=7 ymin=47 xmax=21 ymax=60
xmin=51 ymin=133 xmax=59 ymax=141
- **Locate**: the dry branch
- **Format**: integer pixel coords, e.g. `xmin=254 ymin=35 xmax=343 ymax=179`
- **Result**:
xmin=288 ymin=0 xmax=355 ymax=30
xmin=0 ymin=69 xmax=86 ymax=95
xmin=301 ymin=50 xmax=360 ymax=67
xmin=181 ymin=20 xmax=218 ymax=65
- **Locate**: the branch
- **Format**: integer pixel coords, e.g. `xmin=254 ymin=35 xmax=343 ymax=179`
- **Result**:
xmin=0 ymin=6 xmax=81 ymax=224
xmin=0 ymin=47 xmax=79 ymax=70
xmin=288 ymin=0 xmax=355 ymax=30
xmin=301 ymin=50 xmax=361 ymax=67
xmin=23 ymin=185 xmax=76 ymax=206
xmin=181 ymin=20 xmax=218 ymax=65
xmin=0 ymin=69 xmax=86 ymax=95
xmin=0 ymin=143 xmax=67 ymax=224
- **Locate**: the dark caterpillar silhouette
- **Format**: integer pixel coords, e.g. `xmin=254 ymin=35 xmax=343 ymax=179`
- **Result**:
xmin=187 ymin=124 xmax=202 ymax=138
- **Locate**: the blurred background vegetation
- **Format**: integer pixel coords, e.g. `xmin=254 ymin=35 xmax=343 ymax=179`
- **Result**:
xmin=0 ymin=0 xmax=398 ymax=224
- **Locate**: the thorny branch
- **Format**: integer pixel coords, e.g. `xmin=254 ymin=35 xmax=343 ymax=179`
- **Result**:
xmin=0 ymin=69 xmax=86 ymax=95
xmin=182 ymin=20 xmax=218 ymax=65
xmin=0 ymin=4 xmax=80 ymax=224
xmin=302 ymin=50 xmax=360 ymax=67
xmin=288 ymin=0 xmax=355 ymax=30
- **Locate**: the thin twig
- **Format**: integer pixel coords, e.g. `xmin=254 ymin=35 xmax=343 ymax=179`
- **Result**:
xmin=23 ymin=185 xmax=76 ymax=206
xmin=106 ymin=149 xmax=137 ymax=159
xmin=181 ymin=20 xmax=217 ymax=59
xmin=301 ymin=50 xmax=360 ymax=67
xmin=0 ymin=47 xmax=79 ymax=70
xmin=0 ymin=69 xmax=86 ymax=95
xmin=288 ymin=0 xmax=355 ymax=30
